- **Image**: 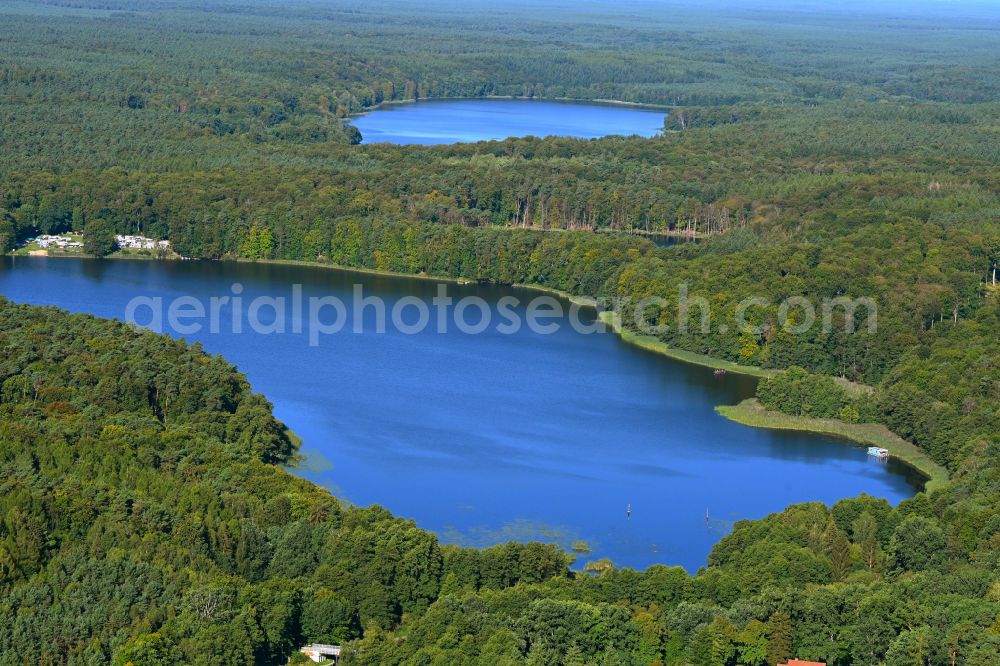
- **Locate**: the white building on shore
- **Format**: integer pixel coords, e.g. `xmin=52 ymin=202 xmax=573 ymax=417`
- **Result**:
xmin=115 ymin=234 xmax=170 ymax=250
xmin=299 ymin=644 xmax=341 ymax=663
xmin=33 ymin=234 xmax=82 ymax=249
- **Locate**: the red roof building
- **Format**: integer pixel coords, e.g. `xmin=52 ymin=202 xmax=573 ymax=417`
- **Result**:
xmin=778 ymin=660 xmax=826 ymax=666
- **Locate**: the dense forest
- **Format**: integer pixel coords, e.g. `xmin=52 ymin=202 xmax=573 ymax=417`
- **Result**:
xmin=1 ymin=0 xmax=999 ymax=172
xmin=1 ymin=0 xmax=998 ymax=664
xmin=0 ymin=300 xmax=996 ymax=665
xmin=0 ymin=300 xmax=569 ymax=664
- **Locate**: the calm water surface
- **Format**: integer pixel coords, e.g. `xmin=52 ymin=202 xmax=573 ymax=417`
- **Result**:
xmin=0 ymin=258 xmax=921 ymax=571
xmin=352 ymin=99 xmax=666 ymax=145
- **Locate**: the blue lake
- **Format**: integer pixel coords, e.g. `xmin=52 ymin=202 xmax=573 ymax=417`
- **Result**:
xmin=0 ymin=257 xmax=922 ymax=571
xmin=352 ymin=99 xmax=667 ymax=145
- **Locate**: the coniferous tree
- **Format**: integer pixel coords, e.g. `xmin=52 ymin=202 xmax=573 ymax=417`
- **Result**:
xmin=767 ymin=611 xmax=793 ymax=666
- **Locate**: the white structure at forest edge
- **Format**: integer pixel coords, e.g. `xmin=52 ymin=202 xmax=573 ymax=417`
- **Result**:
xmin=299 ymin=644 xmax=341 ymax=663
xmin=115 ymin=234 xmax=170 ymax=250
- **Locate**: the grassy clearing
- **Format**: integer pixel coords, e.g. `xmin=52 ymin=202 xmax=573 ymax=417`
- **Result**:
xmin=716 ymin=399 xmax=949 ymax=492
xmin=12 ymin=233 xmax=85 ymax=256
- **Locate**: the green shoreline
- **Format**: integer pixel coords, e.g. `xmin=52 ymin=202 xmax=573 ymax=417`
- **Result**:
xmin=244 ymin=260 xmax=767 ymax=383
xmin=348 ymin=94 xmax=675 ymax=120
xmin=717 ymin=399 xmax=948 ymax=492
xmin=254 ymin=261 xmax=943 ymax=491
xmin=597 ymin=310 xmax=775 ymax=378
xmin=8 ymin=252 xmax=946 ymax=492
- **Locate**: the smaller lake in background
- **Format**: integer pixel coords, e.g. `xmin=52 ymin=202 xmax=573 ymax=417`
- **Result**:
xmin=352 ymin=99 xmax=667 ymax=145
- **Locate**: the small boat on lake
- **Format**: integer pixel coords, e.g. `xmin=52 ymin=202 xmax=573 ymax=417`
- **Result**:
xmin=867 ymin=446 xmax=889 ymax=459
